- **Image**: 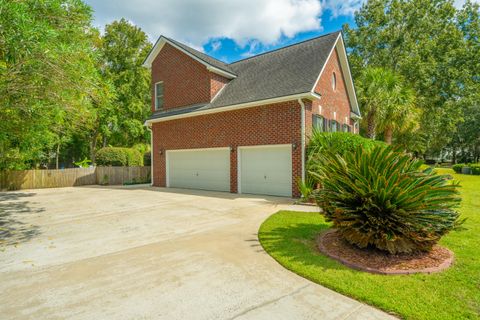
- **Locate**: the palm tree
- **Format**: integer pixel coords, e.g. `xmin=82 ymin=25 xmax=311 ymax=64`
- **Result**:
xmin=356 ymin=67 xmax=417 ymax=144
xmin=377 ymin=83 xmax=417 ymax=144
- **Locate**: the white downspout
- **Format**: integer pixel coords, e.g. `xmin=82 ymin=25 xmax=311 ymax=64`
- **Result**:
xmin=146 ymin=125 xmax=154 ymax=186
xmin=298 ymin=98 xmax=306 ymax=183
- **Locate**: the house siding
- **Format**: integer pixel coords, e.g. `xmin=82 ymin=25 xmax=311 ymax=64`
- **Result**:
xmin=151 ymin=100 xmax=302 ymax=197
xmin=306 ymin=48 xmax=356 ymax=138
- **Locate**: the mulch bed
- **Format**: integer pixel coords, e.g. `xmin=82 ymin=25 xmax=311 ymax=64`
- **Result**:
xmin=317 ymin=229 xmax=454 ymax=275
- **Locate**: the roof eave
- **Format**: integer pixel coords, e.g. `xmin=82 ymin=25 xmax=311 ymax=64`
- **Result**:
xmin=144 ymin=92 xmax=320 ymax=125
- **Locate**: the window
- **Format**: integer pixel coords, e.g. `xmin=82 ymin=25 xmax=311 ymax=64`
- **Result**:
xmin=312 ymin=114 xmax=325 ymax=131
xmin=343 ymin=124 xmax=349 ymax=132
xmin=331 ymin=120 xmax=338 ymax=132
xmin=332 ymin=72 xmax=336 ymax=91
xmin=324 ymin=118 xmax=330 ymax=132
xmin=155 ymin=81 xmax=164 ymax=110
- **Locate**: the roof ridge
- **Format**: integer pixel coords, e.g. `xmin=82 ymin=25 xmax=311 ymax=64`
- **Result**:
xmin=165 ymin=36 xmax=230 ymax=67
xmin=228 ymin=30 xmax=341 ymax=65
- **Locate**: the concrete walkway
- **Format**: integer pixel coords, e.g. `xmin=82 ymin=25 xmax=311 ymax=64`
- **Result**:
xmin=0 ymin=186 xmax=396 ymax=319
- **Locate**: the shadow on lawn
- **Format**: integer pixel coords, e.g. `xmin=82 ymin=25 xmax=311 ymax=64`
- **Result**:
xmin=257 ymin=221 xmax=348 ymax=271
xmin=0 ymin=192 xmax=43 ymax=247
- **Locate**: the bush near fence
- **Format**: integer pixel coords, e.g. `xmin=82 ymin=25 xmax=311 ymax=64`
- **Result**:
xmin=96 ymin=147 xmax=144 ymax=167
xmin=0 ymin=166 xmax=151 ymax=191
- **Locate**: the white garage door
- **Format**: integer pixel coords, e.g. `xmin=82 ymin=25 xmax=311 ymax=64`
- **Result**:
xmin=239 ymin=145 xmax=292 ymax=197
xmin=167 ymin=148 xmax=230 ymax=192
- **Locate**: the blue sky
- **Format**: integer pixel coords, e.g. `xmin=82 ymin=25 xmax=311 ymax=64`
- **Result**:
xmin=84 ymin=0 xmax=472 ymax=63
xmin=84 ymin=0 xmax=362 ymax=63
xmin=204 ymin=14 xmax=356 ymax=63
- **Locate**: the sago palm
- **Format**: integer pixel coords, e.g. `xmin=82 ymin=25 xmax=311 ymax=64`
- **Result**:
xmin=309 ymin=145 xmax=462 ymax=254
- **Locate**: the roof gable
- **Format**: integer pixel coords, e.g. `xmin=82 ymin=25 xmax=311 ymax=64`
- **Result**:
xmin=143 ymin=36 xmax=237 ymax=79
xmin=210 ymin=31 xmax=340 ymax=109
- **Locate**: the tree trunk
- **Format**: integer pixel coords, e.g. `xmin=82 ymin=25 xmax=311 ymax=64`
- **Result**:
xmin=384 ymin=126 xmax=393 ymax=145
xmin=55 ymin=142 xmax=60 ymax=169
xmin=452 ymin=145 xmax=457 ymax=164
xmin=366 ymin=111 xmax=376 ymax=139
xmin=90 ymin=128 xmax=99 ymax=165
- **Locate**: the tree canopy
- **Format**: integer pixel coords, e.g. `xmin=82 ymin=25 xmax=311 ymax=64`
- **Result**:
xmin=344 ymin=0 xmax=480 ymax=159
xmin=0 ymin=1 xmax=152 ymax=169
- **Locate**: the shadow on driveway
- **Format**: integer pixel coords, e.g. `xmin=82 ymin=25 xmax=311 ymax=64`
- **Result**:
xmin=88 ymin=184 xmax=295 ymax=204
xmin=0 ymin=192 xmax=43 ymax=247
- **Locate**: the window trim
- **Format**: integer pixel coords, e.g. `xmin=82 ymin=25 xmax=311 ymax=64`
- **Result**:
xmin=154 ymin=81 xmax=164 ymax=110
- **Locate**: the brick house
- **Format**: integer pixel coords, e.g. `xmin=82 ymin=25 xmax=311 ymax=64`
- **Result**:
xmin=143 ymin=31 xmax=361 ymax=197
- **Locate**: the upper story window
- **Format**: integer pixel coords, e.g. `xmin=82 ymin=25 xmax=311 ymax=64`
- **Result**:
xmin=332 ymin=72 xmax=336 ymax=91
xmin=155 ymin=81 xmax=164 ymax=110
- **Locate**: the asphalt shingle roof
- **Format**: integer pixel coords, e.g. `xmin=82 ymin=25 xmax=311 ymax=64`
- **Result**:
xmin=165 ymin=37 xmax=236 ymax=76
xmin=148 ymin=31 xmax=341 ymax=121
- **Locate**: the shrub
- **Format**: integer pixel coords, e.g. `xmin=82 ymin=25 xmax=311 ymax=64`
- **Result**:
xmin=452 ymin=163 xmax=464 ymax=174
xmin=125 ymin=148 xmax=143 ymax=166
xmin=96 ymin=147 xmax=143 ymax=166
xmin=309 ymin=145 xmax=462 ymax=254
xmin=296 ymin=176 xmax=316 ymax=202
xmin=132 ymin=143 xmax=150 ymax=154
xmin=307 ymin=131 xmax=384 ymax=159
xmin=469 ymin=164 xmax=480 ymax=175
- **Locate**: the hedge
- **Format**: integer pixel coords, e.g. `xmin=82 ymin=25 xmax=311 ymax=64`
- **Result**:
xmin=307 ymin=131 xmax=386 ymax=158
xmin=96 ymin=147 xmax=143 ymax=167
xmin=469 ymin=164 xmax=480 ymax=175
xmin=452 ymin=163 xmax=480 ymax=175
xmin=452 ymin=163 xmax=464 ymax=173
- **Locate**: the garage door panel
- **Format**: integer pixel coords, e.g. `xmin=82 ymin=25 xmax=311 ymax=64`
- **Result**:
xmin=168 ymin=149 xmax=230 ymax=192
xmin=240 ymin=145 xmax=292 ymax=197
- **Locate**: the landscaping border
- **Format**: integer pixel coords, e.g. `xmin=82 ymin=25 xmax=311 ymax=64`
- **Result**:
xmin=316 ymin=229 xmax=455 ymax=275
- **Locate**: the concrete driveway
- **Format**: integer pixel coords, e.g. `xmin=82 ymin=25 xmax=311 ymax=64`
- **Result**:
xmin=0 ymin=186 xmax=395 ymax=320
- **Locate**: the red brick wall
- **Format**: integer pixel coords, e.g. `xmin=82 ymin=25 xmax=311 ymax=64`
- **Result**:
xmin=210 ymin=73 xmax=229 ymax=99
xmin=151 ymin=101 xmax=302 ymax=197
xmin=306 ymin=47 xmax=356 ymax=138
xmin=151 ymin=43 xmax=212 ymax=111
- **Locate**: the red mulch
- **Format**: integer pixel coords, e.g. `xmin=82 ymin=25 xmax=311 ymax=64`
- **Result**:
xmin=317 ymin=230 xmax=454 ymax=275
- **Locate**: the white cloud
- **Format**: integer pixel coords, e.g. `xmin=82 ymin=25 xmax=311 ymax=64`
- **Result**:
xmin=85 ymin=0 xmax=323 ymax=47
xmin=240 ymin=40 xmax=263 ymax=58
xmin=321 ymin=0 xmax=364 ymax=18
xmin=210 ymin=40 xmax=222 ymax=52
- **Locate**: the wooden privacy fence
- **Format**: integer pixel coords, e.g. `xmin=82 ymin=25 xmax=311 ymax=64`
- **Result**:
xmin=0 ymin=166 xmax=151 ymax=191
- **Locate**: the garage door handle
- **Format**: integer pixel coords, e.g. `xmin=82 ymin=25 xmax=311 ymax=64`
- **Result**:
xmin=264 ymin=175 xmax=267 ymax=180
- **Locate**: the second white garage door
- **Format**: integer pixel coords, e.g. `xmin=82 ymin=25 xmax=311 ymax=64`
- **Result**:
xmin=239 ymin=144 xmax=292 ymax=197
xmin=167 ymin=148 xmax=230 ymax=192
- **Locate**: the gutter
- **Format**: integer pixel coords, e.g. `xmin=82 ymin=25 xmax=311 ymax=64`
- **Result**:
xmin=144 ymin=92 xmax=321 ymax=125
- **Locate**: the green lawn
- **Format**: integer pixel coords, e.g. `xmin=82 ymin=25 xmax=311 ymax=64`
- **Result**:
xmin=258 ymin=169 xmax=480 ymax=320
